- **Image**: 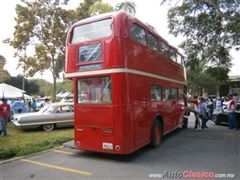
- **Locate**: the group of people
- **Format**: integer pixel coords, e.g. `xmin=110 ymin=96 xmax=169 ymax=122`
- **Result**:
xmin=187 ymin=94 xmax=238 ymax=131
xmin=188 ymin=96 xmax=211 ymax=130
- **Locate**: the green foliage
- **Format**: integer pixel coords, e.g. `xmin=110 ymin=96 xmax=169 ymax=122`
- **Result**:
xmin=6 ymin=75 xmax=39 ymax=95
xmin=11 ymin=0 xmax=76 ymax=101
xmin=162 ymin=0 xmax=240 ymax=93
xmin=33 ymin=79 xmax=53 ymax=97
xmin=56 ymin=80 xmax=73 ymax=93
xmin=0 ymin=55 xmax=11 ymax=83
xmin=75 ymin=0 xmax=99 ymax=19
xmin=115 ymin=1 xmax=136 ymax=15
xmin=89 ymin=1 xmax=113 ymax=15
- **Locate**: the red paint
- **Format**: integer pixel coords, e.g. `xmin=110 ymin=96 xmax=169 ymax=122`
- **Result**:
xmin=65 ymin=12 xmax=187 ymax=154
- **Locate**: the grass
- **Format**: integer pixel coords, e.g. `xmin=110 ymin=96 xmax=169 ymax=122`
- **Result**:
xmin=0 ymin=122 xmax=73 ymax=160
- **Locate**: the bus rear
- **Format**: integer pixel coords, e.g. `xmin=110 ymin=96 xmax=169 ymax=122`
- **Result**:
xmin=65 ymin=13 xmax=134 ymax=154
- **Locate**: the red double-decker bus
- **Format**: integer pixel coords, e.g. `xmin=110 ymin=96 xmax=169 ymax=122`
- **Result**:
xmin=65 ymin=12 xmax=187 ymax=154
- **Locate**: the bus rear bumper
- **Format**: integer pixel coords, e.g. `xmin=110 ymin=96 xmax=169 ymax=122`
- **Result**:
xmin=63 ymin=140 xmax=76 ymax=149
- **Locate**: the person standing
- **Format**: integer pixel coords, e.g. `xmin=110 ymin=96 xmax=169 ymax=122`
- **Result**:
xmin=0 ymin=98 xmax=11 ymax=136
xmin=31 ymin=98 xmax=37 ymax=112
xmin=199 ymin=98 xmax=209 ymax=129
xmin=216 ymin=97 xmax=222 ymax=112
xmin=189 ymin=96 xmax=201 ymax=130
xmin=228 ymin=94 xmax=237 ymax=130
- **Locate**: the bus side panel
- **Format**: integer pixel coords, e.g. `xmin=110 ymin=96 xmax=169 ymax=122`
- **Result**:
xmin=65 ymin=45 xmax=77 ymax=73
xmin=111 ymin=73 xmax=135 ymax=153
xmin=127 ymin=73 xmax=151 ymax=149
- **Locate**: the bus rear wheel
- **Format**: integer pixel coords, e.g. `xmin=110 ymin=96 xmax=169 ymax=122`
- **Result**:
xmin=151 ymin=119 xmax=163 ymax=147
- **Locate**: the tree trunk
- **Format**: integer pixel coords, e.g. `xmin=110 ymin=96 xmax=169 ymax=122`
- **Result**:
xmin=52 ymin=73 xmax=56 ymax=102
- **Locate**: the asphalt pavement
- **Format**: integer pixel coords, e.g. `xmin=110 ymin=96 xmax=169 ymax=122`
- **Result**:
xmin=1 ymin=114 xmax=239 ymax=180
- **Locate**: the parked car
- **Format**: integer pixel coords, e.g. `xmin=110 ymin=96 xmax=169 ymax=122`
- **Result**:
xmin=212 ymin=103 xmax=240 ymax=127
xmin=11 ymin=102 xmax=74 ymax=131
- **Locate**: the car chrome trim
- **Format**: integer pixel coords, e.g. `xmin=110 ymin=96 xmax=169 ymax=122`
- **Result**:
xmin=11 ymin=120 xmax=73 ymax=127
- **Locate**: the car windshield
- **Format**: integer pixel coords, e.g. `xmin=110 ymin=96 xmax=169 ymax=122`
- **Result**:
xmin=38 ymin=104 xmax=55 ymax=113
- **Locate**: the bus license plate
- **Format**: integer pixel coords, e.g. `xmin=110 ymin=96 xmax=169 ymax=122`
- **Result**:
xmin=102 ymin=143 xmax=113 ymax=150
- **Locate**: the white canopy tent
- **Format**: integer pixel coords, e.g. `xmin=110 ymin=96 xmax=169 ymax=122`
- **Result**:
xmin=0 ymin=83 xmax=26 ymax=99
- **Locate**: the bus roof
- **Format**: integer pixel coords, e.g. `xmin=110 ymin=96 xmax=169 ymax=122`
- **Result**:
xmin=71 ymin=11 xmax=181 ymax=55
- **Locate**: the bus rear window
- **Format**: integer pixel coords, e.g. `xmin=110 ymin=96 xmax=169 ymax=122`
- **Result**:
xmin=71 ymin=18 xmax=113 ymax=44
xmin=77 ymin=76 xmax=112 ymax=104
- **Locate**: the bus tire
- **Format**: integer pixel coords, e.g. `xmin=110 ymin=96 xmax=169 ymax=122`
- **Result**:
xmin=151 ymin=119 xmax=163 ymax=148
xmin=43 ymin=123 xmax=55 ymax=132
xmin=182 ymin=117 xmax=188 ymax=129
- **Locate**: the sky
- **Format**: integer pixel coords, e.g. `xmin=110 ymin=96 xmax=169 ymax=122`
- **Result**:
xmin=0 ymin=0 xmax=239 ymax=83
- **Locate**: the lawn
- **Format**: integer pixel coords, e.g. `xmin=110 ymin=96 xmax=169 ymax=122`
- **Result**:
xmin=0 ymin=122 xmax=73 ymax=160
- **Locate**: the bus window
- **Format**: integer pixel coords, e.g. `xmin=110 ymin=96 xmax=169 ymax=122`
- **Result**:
xmin=163 ymin=87 xmax=170 ymax=101
xmin=178 ymin=88 xmax=184 ymax=100
xmin=171 ymin=88 xmax=178 ymax=100
xmin=131 ymin=24 xmax=147 ymax=46
xmin=148 ymin=32 xmax=159 ymax=51
xmin=151 ymin=85 xmax=161 ymax=101
xmin=78 ymin=43 xmax=102 ymax=63
xmin=176 ymin=53 xmax=182 ymax=65
xmin=77 ymin=76 xmax=112 ymax=104
xmin=168 ymin=48 xmax=177 ymax=62
xmin=71 ymin=18 xmax=113 ymax=44
xmin=160 ymin=42 xmax=168 ymax=54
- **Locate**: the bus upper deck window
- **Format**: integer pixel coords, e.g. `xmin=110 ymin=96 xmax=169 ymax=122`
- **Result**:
xmin=71 ymin=18 xmax=113 ymax=44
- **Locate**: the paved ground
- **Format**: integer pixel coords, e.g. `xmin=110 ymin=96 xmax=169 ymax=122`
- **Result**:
xmin=1 ymin=114 xmax=239 ymax=180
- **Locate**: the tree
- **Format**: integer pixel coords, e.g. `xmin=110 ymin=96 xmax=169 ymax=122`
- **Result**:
xmin=161 ymin=0 xmax=239 ymax=93
xmin=115 ymin=1 xmax=136 ymax=15
xmin=0 ymin=55 xmax=11 ymax=83
xmin=56 ymin=79 xmax=73 ymax=93
xmin=6 ymin=75 xmax=40 ymax=95
xmin=11 ymin=0 xmax=76 ymax=101
xmin=88 ymin=1 xmax=113 ymax=15
xmin=75 ymin=0 xmax=99 ymax=19
xmin=33 ymin=79 xmax=53 ymax=97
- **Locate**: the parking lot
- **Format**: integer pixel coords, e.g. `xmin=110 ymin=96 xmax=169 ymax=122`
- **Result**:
xmin=1 ymin=116 xmax=239 ymax=180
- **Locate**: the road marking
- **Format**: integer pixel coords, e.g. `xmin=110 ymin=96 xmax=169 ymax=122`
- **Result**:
xmin=20 ymin=159 xmax=92 ymax=176
xmin=53 ymin=150 xmax=75 ymax=155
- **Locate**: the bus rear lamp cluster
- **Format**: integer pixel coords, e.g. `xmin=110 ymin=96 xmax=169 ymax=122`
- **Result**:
xmin=75 ymin=141 xmax=80 ymax=146
xmin=115 ymin=145 xmax=121 ymax=151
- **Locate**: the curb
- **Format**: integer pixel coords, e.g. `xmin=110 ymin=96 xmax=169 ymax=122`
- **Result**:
xmin=0 ymin=145 xmax=64 ymax=165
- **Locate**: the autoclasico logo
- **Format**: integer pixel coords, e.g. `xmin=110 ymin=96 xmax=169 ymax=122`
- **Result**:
xmin=149 ymin=170 xmax=235 ymax=179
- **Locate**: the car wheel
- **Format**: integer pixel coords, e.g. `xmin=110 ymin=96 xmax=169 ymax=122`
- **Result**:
xmin=211 ymin=115 xmax=219 ymax=125
xmin=151 ymin=119 xmax=163 ymax=148
xmin=43 ymin=124 xmax=55 ymax=132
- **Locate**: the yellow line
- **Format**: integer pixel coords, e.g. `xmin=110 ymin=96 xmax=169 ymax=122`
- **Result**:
xmin=20 ymin=159 xmax=92 ymax=176
xmin=53 ymin=150 xmax=75 ymax=155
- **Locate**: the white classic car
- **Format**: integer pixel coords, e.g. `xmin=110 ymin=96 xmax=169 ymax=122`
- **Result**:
xmin=12 ymin=102 xmax=74 ymax=131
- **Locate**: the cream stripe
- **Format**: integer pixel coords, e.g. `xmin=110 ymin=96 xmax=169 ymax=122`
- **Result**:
xmin=21 ymin=159 xmax=92 ymax=176
xmin=64 ymin=68 xmax=186 ymax=85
